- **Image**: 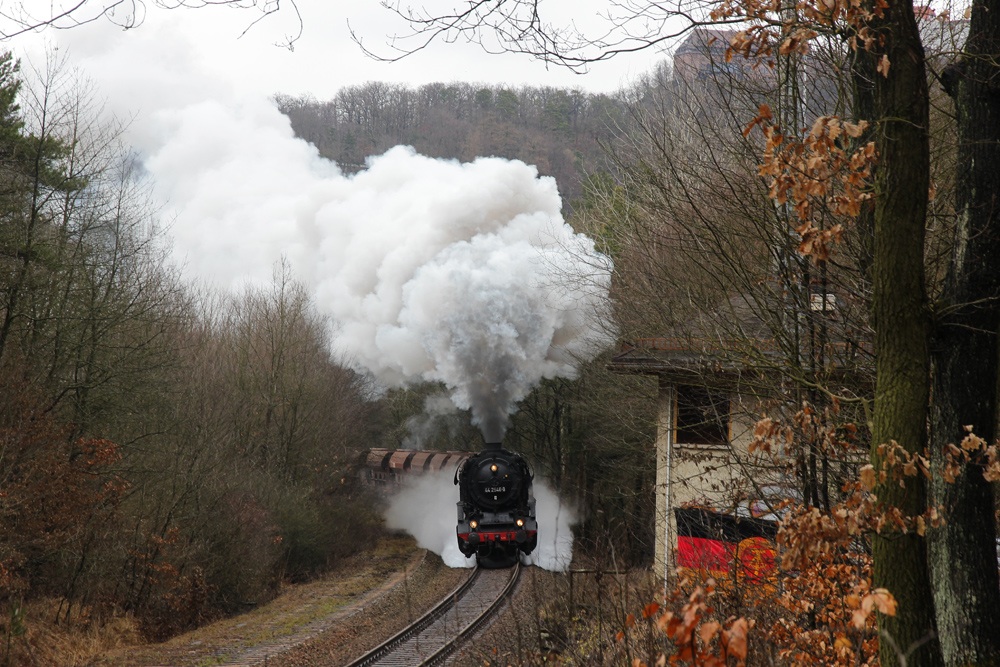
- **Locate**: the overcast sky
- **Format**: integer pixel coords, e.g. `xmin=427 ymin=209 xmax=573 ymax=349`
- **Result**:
xmin=11 ymin=1 xmax=669 ymax=101
xmin=1 ymin=1 xmax=658 ymax=295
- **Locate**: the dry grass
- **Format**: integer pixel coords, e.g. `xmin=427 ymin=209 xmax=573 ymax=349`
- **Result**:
xmin=4 ymin=535 xmax=422 ymax=667
xmin=3 ymin=598 xmax=143 ymax=667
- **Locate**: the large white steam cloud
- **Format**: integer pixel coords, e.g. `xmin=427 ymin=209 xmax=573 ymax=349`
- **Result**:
xmin=155 ymin=126 xmax=613 ymax=438
xmin=35 ymin=19 xmax=615 ymax=440
xmin=385 ymin=471 xmax=576 ymax=571
xmin=46 ymin=26 xmax=615 ymax=439
xmin=311 ymin=147 xmax=613 ymax=439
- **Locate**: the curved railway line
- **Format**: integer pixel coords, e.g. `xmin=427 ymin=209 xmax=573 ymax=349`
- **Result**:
xmin=344 ymin=562 xmax=521 ymax=667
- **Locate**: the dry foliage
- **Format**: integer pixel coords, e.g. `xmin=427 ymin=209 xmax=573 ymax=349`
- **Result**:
xmin=743 ymin=106 xmax=874 ymax=262
xmin=706 ymin=0 xmax=907 ymax=269
xmin=617 ymin=579 xmax=751 ymax=667
xmin=0 ymin=380 xmax=128 ymax=665
xmin=710 ymin=0 xmax=894 ymax=61
xmin=1 ymin=598 xmax=141 ymax=667
xmin=0 ymin=383 xmax=125 ymax=597
xmin=612 ymin=401 xmax=981 ymax=666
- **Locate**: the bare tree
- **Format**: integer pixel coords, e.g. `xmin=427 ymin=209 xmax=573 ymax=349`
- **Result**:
xmin=353 ymin=0 xmax=720 ymax=72
xmin=926 ymin=0 xmax=1000 ymax=661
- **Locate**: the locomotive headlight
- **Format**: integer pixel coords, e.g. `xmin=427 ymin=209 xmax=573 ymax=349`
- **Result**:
xmin=516 ymin=518 xmax=525 ymax=527
xmin=469 ymin=520 xmax=478 ymax=529
xmin=490 ymin=464 xmax=498 ymax=472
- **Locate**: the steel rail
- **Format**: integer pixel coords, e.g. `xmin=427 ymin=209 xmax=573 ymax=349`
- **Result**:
xmin=343 ymin=565 xmax=481 ymax=667
xmin=419 ymin=561 xmax=521 ymax=667
xmin=343 ymin=560 xmax=521 ymax=667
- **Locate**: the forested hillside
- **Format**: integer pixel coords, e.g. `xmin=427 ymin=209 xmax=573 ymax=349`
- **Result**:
xmin=0 ymin=54 xmax=383 ymax=657
xmin=274 ymin=80 xmax=640 ymax=207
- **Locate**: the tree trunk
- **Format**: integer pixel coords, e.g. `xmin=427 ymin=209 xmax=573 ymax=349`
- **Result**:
xmin=849 ymin=38 xmax=877 ymax=285
xmin=869 ymin=1 xmax=942 ymax=664
xmin=928 ymin=0 xmax=1000 ymax=662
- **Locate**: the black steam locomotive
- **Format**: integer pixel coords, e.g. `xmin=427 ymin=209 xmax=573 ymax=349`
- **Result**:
xmin=455 ymin=444 xmax=538 ymax=567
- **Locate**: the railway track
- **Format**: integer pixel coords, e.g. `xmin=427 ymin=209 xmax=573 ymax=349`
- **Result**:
xmin=344 ymin=561 xmax=521 ymax=667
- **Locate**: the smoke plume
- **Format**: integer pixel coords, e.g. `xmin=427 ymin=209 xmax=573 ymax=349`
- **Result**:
xmin=310 ymin=146 xmax=613 ymax=440
xmin=35 ymin=19 xmax=615 ymax=440
xmin=40 ymin=18 xmax=613 ymax=441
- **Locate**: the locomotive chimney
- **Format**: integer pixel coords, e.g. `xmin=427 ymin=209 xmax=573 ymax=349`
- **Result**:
xmin=485 ymin=441 xmax=503 ymax=451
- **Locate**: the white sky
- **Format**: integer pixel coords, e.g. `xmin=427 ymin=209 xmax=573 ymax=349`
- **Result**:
xmin=9 ymin=1 xmax=669 ymax=100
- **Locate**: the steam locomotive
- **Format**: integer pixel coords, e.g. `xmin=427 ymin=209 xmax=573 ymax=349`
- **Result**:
xmin=455 ymin=444 xmax=538 ymax=567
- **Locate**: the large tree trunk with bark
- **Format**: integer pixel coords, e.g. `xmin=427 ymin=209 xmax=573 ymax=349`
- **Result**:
xmin=928 ymin=0 xmax=1000 ymax=662
xmin=869 ymin=1 xmax=942 ymax=665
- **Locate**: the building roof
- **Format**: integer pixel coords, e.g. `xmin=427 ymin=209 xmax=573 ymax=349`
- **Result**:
xmin=607 ymin=290 xmax=873 ymax=385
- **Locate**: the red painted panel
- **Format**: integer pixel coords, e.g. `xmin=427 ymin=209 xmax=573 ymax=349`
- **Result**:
xmin=677 ymin=536 xmax=735 ymax=571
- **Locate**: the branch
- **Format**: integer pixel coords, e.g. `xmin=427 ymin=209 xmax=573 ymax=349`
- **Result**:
xmin=351 ymin=0 xmax=741 ymax=72
xmin=0 ymin=0 xmax=301 ymax=48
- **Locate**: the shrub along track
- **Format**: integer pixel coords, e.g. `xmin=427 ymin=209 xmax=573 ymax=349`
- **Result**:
xmin=92 ymin=535 xmax=469 ymax=667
